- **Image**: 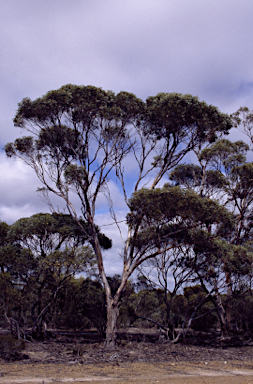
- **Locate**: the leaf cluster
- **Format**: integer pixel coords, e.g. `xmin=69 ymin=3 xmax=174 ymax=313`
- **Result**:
xmin=145 ymin=93 xmax=232 ymax=141
xmin=127 ymin=185 xmax=233 ymax=251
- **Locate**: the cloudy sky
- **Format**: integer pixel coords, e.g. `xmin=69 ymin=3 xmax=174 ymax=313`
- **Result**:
xmin=1 ymin=0 xmax=253 ymax=276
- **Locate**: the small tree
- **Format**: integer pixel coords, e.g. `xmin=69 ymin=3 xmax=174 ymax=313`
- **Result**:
xmin=137 ymin=246 xmax=194 ymax=339
xmin=7 ymin=213 xmax=105 ymax=336
xmin=54 ymin=277 xmax=107 ymax=336
xmin=5 ymin=85 xmax=232 ymax=347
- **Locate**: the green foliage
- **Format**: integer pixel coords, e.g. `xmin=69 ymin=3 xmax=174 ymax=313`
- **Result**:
xmin=145 ymin=93 xmax=232 ymax=142
xmin=170 ymin=164 xmax=203 ymax=188
xmin=11 ymin=84 xmax=145 ymax=136
xmin=231 ymin=106 xmax=253 ymax=146
xmin=124 ymin=290 xmax=163 ymax=328
xmin=230 ymin=292 xmax=253 ymax=332
xmin=170 ymin=165 xmax=229 ymax=191
xmin=53 ymin=278 xmax=92 ymax=331
xmin=78 ymin=278 xmax=107 ymax=336
xmin=170 ymin=294 xmax=188 ymax=327
xmin=8 ymin=213 xmax=111 ymax=252
xmin=199 ymin=139 xmax=248 ymax=169
xmin=127 ymin=185 xmax=233 ymax=252
xmin=5 ymin=136 xmax=34 ymax=158
xmin=184 ymin=286 xmax=218 ymax=331
xmin=54 ymin=277 xmax=106 ymax=336
xmin=128 ymin=185 xmax=231 ymax=226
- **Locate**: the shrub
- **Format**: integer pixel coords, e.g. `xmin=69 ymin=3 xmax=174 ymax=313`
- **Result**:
xmin=0 ymin=334 xmax=27 ymax=361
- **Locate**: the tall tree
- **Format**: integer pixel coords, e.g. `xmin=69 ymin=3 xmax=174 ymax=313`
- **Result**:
xmin=5 ymin=85 xmax=232 ymax=347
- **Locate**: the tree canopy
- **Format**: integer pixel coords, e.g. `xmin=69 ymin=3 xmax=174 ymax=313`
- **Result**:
xmin=5 ymin=84 xmax=233 ymax=347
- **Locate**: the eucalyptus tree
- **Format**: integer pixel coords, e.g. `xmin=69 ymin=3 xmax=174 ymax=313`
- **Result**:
xmin=5 ymin=85 xmax=232 ymax=346
xmin=170 ymin=139 xmax=253 ymax=332
xmin=127 ymin=183 xmax=234 ymax=334
xmin=136 ymin=246 xmax=194 ymax=339
xmin=7 ymin=213 xmax=105 ymax=335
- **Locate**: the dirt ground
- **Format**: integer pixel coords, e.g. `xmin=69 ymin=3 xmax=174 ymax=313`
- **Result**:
xmin=1 ymin=361 xmax=253 ymax=384
xmin=1 ymin=329 xmax=253 ymax=383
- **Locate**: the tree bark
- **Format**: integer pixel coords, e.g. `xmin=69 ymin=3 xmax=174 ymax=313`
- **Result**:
xmin=105 ymin=300 xmax=119 ymax=348
xmin=225 ymin=272 xmax=232 ymax=331
xmin=4 ymin=311 xmax=24 ymax=340
xmin=213 ymin=279 xmax=227 ymax=336
xmin=88 ymin=218 xmax=121 ymax=348
xmin=197 ymin=272 xmax=227 ymax=336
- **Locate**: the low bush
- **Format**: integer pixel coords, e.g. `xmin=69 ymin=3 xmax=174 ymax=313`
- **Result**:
xmin=0 ymin=334 xmax=27 ymax=361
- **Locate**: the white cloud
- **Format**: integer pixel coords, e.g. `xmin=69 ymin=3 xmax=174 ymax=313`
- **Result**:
xmin=1 ymin=0 xmax=253 ymax=278
xmin=0 ymin=204 xmax=39 ymax=224
xmin=0 ymin=154 xmax=49 ymax=223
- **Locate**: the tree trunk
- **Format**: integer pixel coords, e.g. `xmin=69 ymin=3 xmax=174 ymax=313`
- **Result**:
xmin=213 ymin=280 xmax=227 ymax=336
xmin=88 ymin=217 xmax=122 ymax=348
xmin=31 ymin=285 xmax=62 ymax=337
xmin=105 ymin=300 xmax=119 ymax=348
xmin=225 ymin=272 xmax=232 ymax=331
xmin=4 ymin=311 xmax=24 ymax=340
xmin=184 ymin=292 xmax=211 ymax=334
xmin=197 ymin=272 xmax=227 ymax=336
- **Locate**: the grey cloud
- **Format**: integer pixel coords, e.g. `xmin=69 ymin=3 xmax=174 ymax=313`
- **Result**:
xmin=2 ymin=0 xmax=253 ymax=113
xmin=0 ymin=155 xmax=49 ymax=222
xmin=1 ymin=0 xmax=253 ymax=275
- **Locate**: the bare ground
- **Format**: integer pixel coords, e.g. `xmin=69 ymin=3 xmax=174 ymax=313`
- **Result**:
xmin=1 ymin=329 xmax=253 ymax=383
